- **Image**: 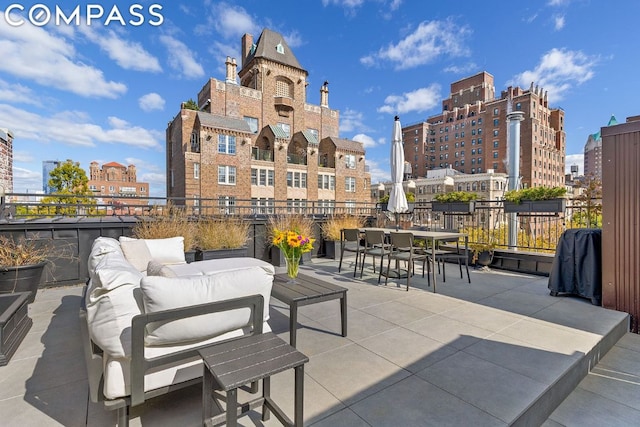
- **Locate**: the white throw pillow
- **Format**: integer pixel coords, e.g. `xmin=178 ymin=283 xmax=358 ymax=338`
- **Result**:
xmin=147 ymin=260 xmax=177 ymax=278
xmin=119 ymin=236 xmax=186 ymax=272
xmin=86 ymin=282 xmax=143 ymax=358
xmin=140 ymin=266 xmax=273 ymax=346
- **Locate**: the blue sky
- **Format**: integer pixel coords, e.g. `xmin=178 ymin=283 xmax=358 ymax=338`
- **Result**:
xmin=1 ymin=0 xmax=637 ymax=197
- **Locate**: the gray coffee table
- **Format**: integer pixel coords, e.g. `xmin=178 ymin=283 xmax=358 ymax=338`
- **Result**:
xmin=271 ymin=273 xmax=347 ymax=347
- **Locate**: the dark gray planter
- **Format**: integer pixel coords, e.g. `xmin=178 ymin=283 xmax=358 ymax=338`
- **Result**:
xmin=0 ymin=292 xmax=32 ymax=366
xmin=0 ymin=262 xmax=46 ymax=304
xmin=323 ymin=240 xmax=341 ymax=259
xmin=504 ymin=198 xmax=566 ymax=214
xmin=184 ymin=250 xmax=196 ymax=264
xmin=195 ymin=246 xmax=248 ymax=261
xmin=432 ymin=201 xmax=475 ymax=214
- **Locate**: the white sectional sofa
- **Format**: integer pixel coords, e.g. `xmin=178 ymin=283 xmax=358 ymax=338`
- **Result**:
xmin=80 ymin=236 xmax=275 ymax=426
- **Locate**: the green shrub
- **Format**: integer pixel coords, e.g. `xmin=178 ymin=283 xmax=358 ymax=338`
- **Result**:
xmin=433 ymin=191 xmax=478 ymax=203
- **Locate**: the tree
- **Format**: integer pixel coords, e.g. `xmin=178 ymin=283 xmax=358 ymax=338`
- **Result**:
xmin=42 ymin=159 xmax=96 ymax=215
xmin=571 ymin=175 xmax=603 ymax=228
xmin=183 ymin=98 xmax=199 ymax=110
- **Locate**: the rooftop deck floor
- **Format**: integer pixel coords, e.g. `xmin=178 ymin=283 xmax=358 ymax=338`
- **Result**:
xmin=1 ymin=256 xmax=638 ymax=426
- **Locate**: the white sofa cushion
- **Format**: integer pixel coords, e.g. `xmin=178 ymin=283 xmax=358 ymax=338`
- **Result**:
xmin=140 ymin=266 xmax=273 ymax=345
xmin=87 ymin=237 xmax=124 ymax=276
xmin=164 ymin=257 xmax=275 ymax=277
xmin=119 ymin=236 xmax=186 ymax=273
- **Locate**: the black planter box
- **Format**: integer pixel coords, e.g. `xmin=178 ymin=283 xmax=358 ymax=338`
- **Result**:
xmin=0 ymin=292 xmax=33 ymax=366
xmin=504 ymin=198 xmax=566 ymax=213
xmin=432 ymin=201 xmax=475 ymax=214
xmin=0 ymin=262 xmax=46 ymax=304
xmin=323 ymin=240 xmax=341 ymax=259
xmin=195 ymin=247 xmax=248 ymax=261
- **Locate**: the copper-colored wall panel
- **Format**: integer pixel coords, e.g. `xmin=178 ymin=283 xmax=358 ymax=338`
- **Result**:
xmin=602 ymin=118 xmax=640 ymax=332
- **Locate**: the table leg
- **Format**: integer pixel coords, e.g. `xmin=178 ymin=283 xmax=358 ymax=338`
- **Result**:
xmin=290 ymin=303 xmax=298 ymax=348
xmin=203 ymin=366 xmax=213 ymax=424
xmin=294 ymin=365 xmax=305 ymax=426
xmin=226 ymin=388 xmax=238 ymax=426
xmin=262 ymin=376 xmax=271 ymax=421
xmin=431 ymin=237 xmax=437 ymax=293
xmin=340 ymin=292 xmax=347 ymax=337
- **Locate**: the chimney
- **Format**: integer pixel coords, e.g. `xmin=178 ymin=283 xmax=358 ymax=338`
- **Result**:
xmin=241 ymin=33 xmax=253 ymax=68
xmin=320 ymin=81 xmax=329 ymax=108
xmin=225 ymin=57 xmax=237 ymax=84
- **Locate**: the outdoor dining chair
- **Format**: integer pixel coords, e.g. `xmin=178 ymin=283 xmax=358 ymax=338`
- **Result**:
xmin=385 ymin=232 xmax=430 ymax=291
xmin=360 ymin=229 xmax=392 ymax=283
xmin=338 ymin=228 xmax=363 ymax=277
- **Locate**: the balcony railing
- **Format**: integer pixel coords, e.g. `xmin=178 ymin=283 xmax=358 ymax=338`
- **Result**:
xmin=0 ymin=192 xmax=602 ymax=253
xmin=251 ymin=147 xmax=273 ymax=161
xmin=287 ymin=152 xmax=307 ymax=165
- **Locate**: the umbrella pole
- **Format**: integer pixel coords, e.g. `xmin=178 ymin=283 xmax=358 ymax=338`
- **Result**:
xmin=396 ymin=212 xmax=399 ymax=231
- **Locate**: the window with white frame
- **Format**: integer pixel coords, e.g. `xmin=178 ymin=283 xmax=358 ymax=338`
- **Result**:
xmin=318 ymin=174 xmax=335 ymax=190
xmin=345 ymin=177 xmax=356 ymax=192
xmin=286 ymin=171 xmax=307 ymax=188
xmin=218 ymin=165 xmax=236 ymax=184
xmin=194 ymin=162 xmax=199 ymax=179
xmin=218 ymin=134 xmax=236 ymax=154
xmin=218 ymin=196 xmax=236 ymax=214
xmin=345 ymin=154 xmax=356 ymax=169
xmin=251 ymin=168 xmax=257 ymax=185
xmin=191 ymin=132 xmax=200 ymax=153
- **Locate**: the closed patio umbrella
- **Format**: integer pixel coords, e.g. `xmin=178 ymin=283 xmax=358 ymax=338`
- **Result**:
xmin=388 ymin=116 xmax=408 ymax=230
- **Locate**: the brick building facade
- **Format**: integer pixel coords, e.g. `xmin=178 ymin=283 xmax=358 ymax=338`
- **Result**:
xmin=403 ymin=71 xmax=566 ymax=190
xmin=584 ymin=115 xmax=618 ymax=180
xmin=166 ymin=28 xmax=371 ymax=213
xmin=88 ymin=161 xmax=149 ymax=204
xmin=0 ymin=128 xmax=13 ymax=194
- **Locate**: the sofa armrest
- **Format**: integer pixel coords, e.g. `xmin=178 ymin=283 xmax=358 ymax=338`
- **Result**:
xmin=129 ymin=294 xmax=264 ymax=407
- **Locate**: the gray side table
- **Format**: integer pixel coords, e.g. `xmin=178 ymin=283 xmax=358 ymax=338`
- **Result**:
xmin=199 ymin=332 xmax=309 ymax=426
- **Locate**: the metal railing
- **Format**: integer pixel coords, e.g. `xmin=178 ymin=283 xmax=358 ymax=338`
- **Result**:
xmin=0 ymin=192 xmax=601 ymax=253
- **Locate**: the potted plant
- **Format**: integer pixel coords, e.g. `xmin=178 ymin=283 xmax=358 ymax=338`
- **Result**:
xmin=469 ymin=240 xmax=497 ymax=267
xmin=432 ymin=191 xmax=478 ymax=214
xmin=0 ymin=236 xmax=48 ymax=303
xmin=378 ymin=192 xmax=416 ymax=213
xmin=194 ymin=218 xmax=250 ymax=261
xmin=503 ymin=186 xmax=567 ymax=213
xmin=320 ymin=215 xmax=366 ymax=259
xmin=131 ymin=208 xmax=197 ymax=262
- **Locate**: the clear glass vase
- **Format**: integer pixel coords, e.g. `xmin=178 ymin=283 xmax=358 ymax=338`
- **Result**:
xmin=284 ymin=254 xmax=301 ymax=281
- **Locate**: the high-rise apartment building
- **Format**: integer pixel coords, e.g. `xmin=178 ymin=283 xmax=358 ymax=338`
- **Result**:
xmin=0 ymin=128 xmax=13 ymax=194
xmin=584 ymin=115 xmax=617 ymax=180
xmin=88 ymin=161 xmax=149 ymax=204
xmin=166 ymin=28 xmax=371 ymax=213
xmin=403 ymin=72 xmax=566 ymax=190
xmin=42 ymin=160 xmax=62 ymax=194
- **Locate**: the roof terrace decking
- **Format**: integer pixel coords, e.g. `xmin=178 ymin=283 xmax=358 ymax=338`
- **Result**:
xmin=0 ymin=256 xmax=637 ymax=426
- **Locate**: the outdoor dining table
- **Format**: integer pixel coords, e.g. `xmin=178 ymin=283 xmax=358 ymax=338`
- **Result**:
xmin=359 ymin=228 xmax=469 ymax=293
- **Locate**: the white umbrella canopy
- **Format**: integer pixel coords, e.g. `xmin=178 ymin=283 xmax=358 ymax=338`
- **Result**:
xmin=387 ymin=116 xmax=408 ymax=214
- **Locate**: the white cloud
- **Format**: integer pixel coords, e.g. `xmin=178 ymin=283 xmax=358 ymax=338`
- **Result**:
xmin=12 ymin=166 xmax=41 ymax=191
xmin=565 ymin=154 xmax=584 ymax=173
xmin=0 ymin=104 xmax=162 ymax=149
xmin=352 ymin=133 xmax=377 ymax=148
xmin=80 ymin=27 xmax=162 ymax=72
xmin=283 ymin=30 xmax=304 ymax=48
xmin=378 ymin=84 xmax=441 ymax=115
xmin=0 ymin=79 xmax=38 ymax=105
xmin=159 ymin=35 xmax=205 ymax=79
xmin=12 ymin=151 xmax=33 ymax=162
xmin=339 ymin=108 xmax=371 ymax=133
xmin=360 ymin=19 xmax=471 ymax=70
xmin=138 ymin=93 xmax=165 ymax=112
xmin=512 ymin=48 xmax=598 ymax=103
xmin=364 ymin=158 xmax=390 ymax=185
xmin=554 ymin=15 xmax=565 ymax=30
xmin=443 ymin=62 xmax=478 ymax=74
xmin=197 ymin=2 xmax=258 ymax=39
xmin=0 ymin=18 xmax=126 ymax=98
